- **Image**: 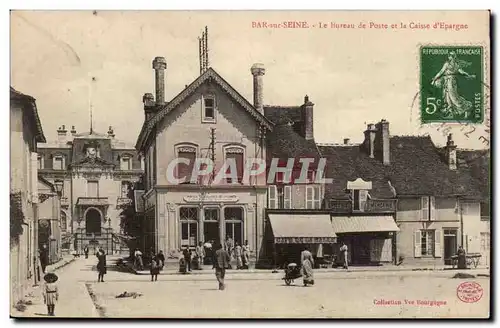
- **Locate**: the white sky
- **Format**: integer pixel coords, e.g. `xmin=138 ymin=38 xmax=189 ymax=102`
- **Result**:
xmin=10 ymin=10 xmax=490 ymax=149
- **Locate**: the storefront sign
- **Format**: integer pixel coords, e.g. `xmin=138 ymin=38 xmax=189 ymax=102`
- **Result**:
xmin=183 ymin=194 xmax=239 ymax=203
xmin=275 ymin=237 xmax=337 ymax=244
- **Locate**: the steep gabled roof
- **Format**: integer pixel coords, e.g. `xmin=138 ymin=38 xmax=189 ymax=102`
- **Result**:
xmin=136 ymin=68 xmax=274 ymax=151
xmin=10 ymin=87 xmax=46 ymax=143
xmin=318 ymin=135 xmax=483 ymax=200
xmin=264 ymin=105 xmax=320 ymax=165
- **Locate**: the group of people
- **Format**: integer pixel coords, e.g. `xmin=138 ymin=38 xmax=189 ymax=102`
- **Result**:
xmin=132 ymin=248 xmax=166 ymax=281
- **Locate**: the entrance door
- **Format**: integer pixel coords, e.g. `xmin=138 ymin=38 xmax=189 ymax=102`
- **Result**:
xmin=443 ymin=229 xmax=457 ymax=265
xmin=203 ymin=208 xmax=220 ymax=244
xmin=85 ymin=208 xmax=102 ymax=236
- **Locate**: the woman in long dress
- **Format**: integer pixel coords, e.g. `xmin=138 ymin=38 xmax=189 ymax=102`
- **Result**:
xmin=431 ymin=51 xmax=476 ymax=118
xmin=234 ymin=243 xmax=243 ymax=269
xmin=242 ymin=240 xmax=250 ymax=269
xmin=301 ymin=247 xmax=315 ymax=286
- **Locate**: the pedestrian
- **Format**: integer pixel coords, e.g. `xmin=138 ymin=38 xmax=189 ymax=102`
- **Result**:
xmin=301 ymin=247 xmax=315 ymax=287
xmin=96 ymin=248 xmax=107 ymax=282
xmin=150 ymin=256 xmax=160 ymax=281
xmin=84 ymin=246 xmax=89 ymax=259
xmin=39 ymin=244 xmax=49 ymax=274
xmin=42 ymin=272 xmax=59 ymax=316
xmin=340 ymin=242 xmax=349 ymax=269
xmin=203 ymin=240 xmax=213 ymax=265
xmin=225 ymin=235 xmax=234 ymax=269
xmin=242 ymin=240 xmax=250 ymax=269
xmin=134 ymin=248 xmax=144 ymax=271
xmin=234 ymin=242 xmax=243 ymax=269
xmin=183 ymin=246 xmax=192 ymax=272
xmin=457 ymin=246 xmax=467 ymax=269
xmin=196 ymin=241 xmax=205 ymax=270
xmin=213 ymin=242 xmax=231 ymax=290
xmin=157 ymin=250 xmax=165 ymax=270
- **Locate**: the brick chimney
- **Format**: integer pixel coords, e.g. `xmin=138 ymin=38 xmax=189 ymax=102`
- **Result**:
xmin=251 ymin=63 xmax=265 ymax=113
xmin=375 ymin=119 xmax=390 ymax=165
xmin=107 ymin=126 xmax=115 ymax=138
xmin=57 ymin=125 xmax=67 ymax=143
xmin=143 ymin=93 xmax=156 ymax=121
xmin=70 ymin=125 xmax=77 ymax=136
xmin=445 ymin=133 xmax=457 ymax=170
xmin=302 ymin=95 xmax=314 ymax=140
xmin=343 ymin=138 xmax=350 ymax=145
xmin=152 ymin=57 xmax=167 ymax=105
xmin=363 ymin=124 xmax=377 ymax=158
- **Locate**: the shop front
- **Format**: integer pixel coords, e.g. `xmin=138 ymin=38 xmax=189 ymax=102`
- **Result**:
xmin=266 ymin=213 xmax=338 ymax=269
xmin=330 ymin=215 xmax=399 ymax=266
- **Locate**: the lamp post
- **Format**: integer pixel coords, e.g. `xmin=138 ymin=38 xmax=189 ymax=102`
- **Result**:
xmin=53 ymin=180 xmax=63 ymax=262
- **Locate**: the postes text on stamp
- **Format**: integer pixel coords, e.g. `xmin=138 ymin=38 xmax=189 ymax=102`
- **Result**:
xmin=420 ymin=46 xmax=484 ymax=124
xmin=456 ymin=281 xmax=483 ymax=303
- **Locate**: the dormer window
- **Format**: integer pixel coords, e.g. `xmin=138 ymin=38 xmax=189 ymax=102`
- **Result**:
xmin=120 ymin=155 xmax=132 ymax=171
xmin=202 ymin=94 xmax=216 ymax=123
xmin=53 ymin=155 xmax=65 ymax=170
xmin=346 ymin=178 xmax=372 ymax=212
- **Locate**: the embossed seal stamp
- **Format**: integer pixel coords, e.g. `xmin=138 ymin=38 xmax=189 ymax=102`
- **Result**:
xmin=457 ymin=281 xmax=483 ymax=303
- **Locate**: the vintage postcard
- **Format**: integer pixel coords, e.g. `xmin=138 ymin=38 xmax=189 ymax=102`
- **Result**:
xmin=9 ymin=10 xmax=490 ymax=319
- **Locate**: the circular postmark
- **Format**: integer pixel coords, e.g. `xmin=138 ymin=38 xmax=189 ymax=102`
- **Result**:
xmin=457 ymin=281 xmax=483 ymax=303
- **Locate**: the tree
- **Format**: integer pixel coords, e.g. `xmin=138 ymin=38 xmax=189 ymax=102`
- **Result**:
xmin=118 ymin=177 xmax=144 ymax=256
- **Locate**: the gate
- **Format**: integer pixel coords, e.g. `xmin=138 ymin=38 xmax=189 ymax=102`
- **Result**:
xmin=75 ymin=227 xmax=115 ymax=255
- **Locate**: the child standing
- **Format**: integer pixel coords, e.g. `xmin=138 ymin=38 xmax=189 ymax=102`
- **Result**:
xmin=43 ymin=273 xmax=59 ymax=316
xmin=150 ymin=257 xmax=160 ymax=281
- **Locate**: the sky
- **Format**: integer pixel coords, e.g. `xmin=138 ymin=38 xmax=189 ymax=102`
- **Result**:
xmin=10 ymin=10 xmax=490 ymax=149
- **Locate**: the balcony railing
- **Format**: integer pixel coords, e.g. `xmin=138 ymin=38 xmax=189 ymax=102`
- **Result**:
xmin=329 ymin=199 xmax=397 ymax=213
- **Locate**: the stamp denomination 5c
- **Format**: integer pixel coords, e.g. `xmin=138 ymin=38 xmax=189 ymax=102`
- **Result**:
xmin=420 ymin=46 xmax=484 ymax=124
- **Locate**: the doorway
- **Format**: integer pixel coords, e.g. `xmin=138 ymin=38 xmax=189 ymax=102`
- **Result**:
xmin=443 ymin=229 xmax=458 ymax=265
xmin=203 ymin=208 xmax=220 ymax=244
xmin=85 ymin=208 xmax=102 ymax=236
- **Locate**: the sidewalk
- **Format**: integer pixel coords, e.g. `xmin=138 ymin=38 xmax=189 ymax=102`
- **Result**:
xmin=11 ymin=257 xmax=100 ymax=318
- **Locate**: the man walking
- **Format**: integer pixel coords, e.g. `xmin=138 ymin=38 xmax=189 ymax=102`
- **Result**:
xmin=213 ymin=242 xmax=231 ymax=290
xmin=195 ymin=241 xmax=205 ymax=270
xmin=183 ymin=246 xmax=192 ymax=272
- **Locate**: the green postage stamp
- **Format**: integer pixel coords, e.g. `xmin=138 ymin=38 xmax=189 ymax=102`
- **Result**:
xmin=420 ymin=46 xmax=484 ymax=124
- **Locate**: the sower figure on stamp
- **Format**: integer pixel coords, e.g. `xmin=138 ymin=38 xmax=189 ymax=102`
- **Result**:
xmin=213 ymin=242 xmax=231 ymax=290
xmin=42 ymin=273 xmax=59 ymax=316
xmin=431 ymin=50 xmax=476 ymax=118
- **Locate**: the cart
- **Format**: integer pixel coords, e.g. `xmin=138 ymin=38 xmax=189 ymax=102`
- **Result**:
xmin=451 ymin=253 xmax=482 ymax=269
xmin=282 ymin=263 xmax=302 ymax=286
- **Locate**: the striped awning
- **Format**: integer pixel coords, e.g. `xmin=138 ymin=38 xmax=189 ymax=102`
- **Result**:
xmin=268 ymin=214 xmax=337 ymax=244
xmin=331 ymin=216 xmax=399 ymax=233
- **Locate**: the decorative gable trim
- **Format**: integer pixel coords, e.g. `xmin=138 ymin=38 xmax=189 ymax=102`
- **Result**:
xmin=136 ymin=68 xmax=274 ymax=151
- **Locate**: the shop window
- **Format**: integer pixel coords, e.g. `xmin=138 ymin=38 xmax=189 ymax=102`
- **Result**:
xmin=306 ymin=186 xmax=321 ymax=209
xmin=224 ymin=207 xmax=243 ymax=246
xmin=202 ymin=94 xmax=216 ymax=122
xmin=180 ymin=207 xmax=199 ymax=248
xmin=203 ymin=208 xmax=219 ymax=244
xmin=414 ymin=230 xmax=441 ymax=258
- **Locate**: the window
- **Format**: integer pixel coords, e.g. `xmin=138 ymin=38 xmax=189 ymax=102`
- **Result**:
xmin=421 ymin=196 xmax=436 ymax=220
xmin=202 ymin=95 xmax=216 ymax=122
xmin=414 ymin=230 xmax=441 ymax=258
xmin=480 ymin=202 xmax=490 ymax=220
xmin=180 ymin=207 xmax=199 ymax=248
xmin=306 ymin=186 xmax=321 ymax=209
xmin=276 ymin=185 xmax=292 ymax=209
xmin=268 ymin=185 xmax=277 ymax=209
xmin=225 ymin=207 xmax=243 ymax=246
xmin=204 ymin=208 xmax=220 ymax=244
xmin=37 ymin=155 xmax=43 ymax=170
xmin=87 ymin=180 xmax=99 ymax=197
xmin=176 ymin=146 xmax=196 ymax=183
xmin=121 ymin=156 xmax=132 ymax=170
xmin=225 ymin=147 xmax=244 ymax=184
xmin=351 ymin=190 xmax=369 ymax=211
xmin=480 ymin=232 xmax=490 ymax=251
xmin=53 ymin=156 xmax=64 ymax=170
xmin=60 ymin=212 xmax=67 ymax=232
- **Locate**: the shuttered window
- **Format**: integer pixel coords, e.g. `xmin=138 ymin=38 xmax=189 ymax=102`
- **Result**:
xmin=306 ymin=186 xmax=321 ymax=209
xmin=284 ymin=185 xmax=292 ymax=209
xmin=415 ymin=230 xmax=439 ymax=257
xmin=421 ymin=196 xmax=430 ymax=220
xmin=268 ymin=185 xmax=277 ymax=209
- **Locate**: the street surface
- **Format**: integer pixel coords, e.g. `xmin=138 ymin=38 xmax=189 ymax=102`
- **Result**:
xmin=13 ymin=257 xmax=490 ymax=319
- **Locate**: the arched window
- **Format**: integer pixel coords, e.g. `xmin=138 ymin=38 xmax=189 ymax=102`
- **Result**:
xmin=175 ymin=144 xmax=198 ymax=183
xmin=224 ymin=207 xmax=243 ymax=246
xmin=60 ymin=211 xmax=67 ymax=232
xmin=224 ymin=145 xmax=245 ymax=184
xmin=180 ymin=207 xmax=199 ymax=248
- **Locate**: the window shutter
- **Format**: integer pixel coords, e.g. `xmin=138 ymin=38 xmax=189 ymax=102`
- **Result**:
xmin=421 ymin=197 xmax=429 ymax=220
xmin=306 ymin=186 xmax=313 ymax=209
xmin=434 ymin=230 xmax=442 ymax=258
xmin=359 ymin=190 xmax=368 ymax=211
xmin=31 ymin=152 xmax=38 ymax=203
xmin=284 ymin=185 xmax=292 ymax=209
xmin=268 ymin=185 xmax=277 ymax=209
xmin=429 ymin=196 xmax=436 ymax=221
xmin=414 ymin=230 xmax=422 ymax=258
xmin=313 ymin=186 xmax=321 ymax=209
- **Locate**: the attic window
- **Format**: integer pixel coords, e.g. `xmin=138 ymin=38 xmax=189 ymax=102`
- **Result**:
xmin=351 ymin=190 xmax=369 ymax=211
xmin=202 ymin=95 xmax=216 ymax=123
